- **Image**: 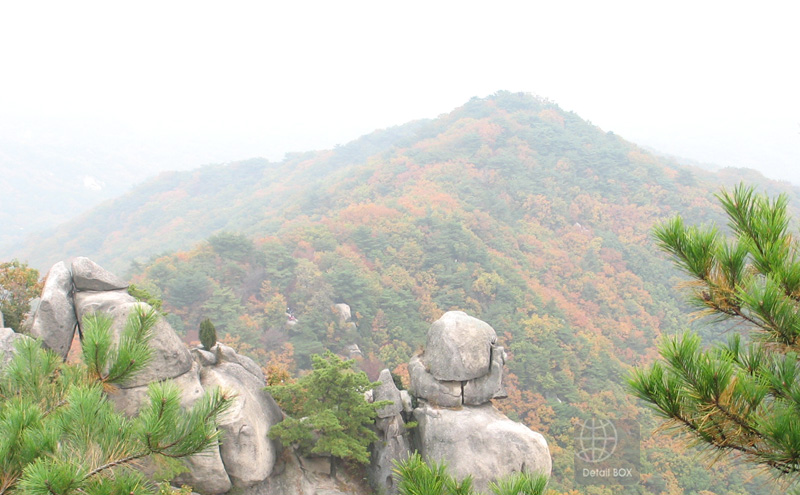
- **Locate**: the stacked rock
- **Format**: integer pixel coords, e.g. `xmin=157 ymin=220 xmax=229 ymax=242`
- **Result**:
xmin=409 ymin=311 xmax=506 ymax=407
xmin=408 ymin=311 xmax=551 ymax=491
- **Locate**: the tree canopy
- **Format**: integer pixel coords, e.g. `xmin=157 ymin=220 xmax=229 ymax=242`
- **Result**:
xmin=629 ymin=184 xmax=800 ymax=484
xmin=266 ymin=350 xmax=389 ymax=464
xmin=0 ymin=260 xmax=42 ymax=331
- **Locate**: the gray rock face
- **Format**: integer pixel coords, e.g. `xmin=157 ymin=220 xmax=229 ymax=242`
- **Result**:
xmin=71 ymin=257 xmax=129 ymax=291
xmin=333 ymin=303 xmax=351 ymax=324
xmin=111 ymin=362 xmax=206 ymax=417
xmin=414 ymin=403 xmax=551 ymax=491
xmin=74 ymin=289 xmax=136 ymax=321
xmin=425 ymin=311 xmax=497 ymax=381
xmin=111 ymin=363 xmax=234 ymax=495
xmin=400 ymin=390 xmax=413 ymax=414
xmin=374 ymin=369 xmax=403 ymax=418
xmin=246 ymin=449 xmax=360 ymax=495
xmin=199 ymin=361 xmax=283 ymax=488
xmin=216 ymin=343 xmax=264 ymax=381
xmin=0 ymin=327 xmax=29 ymax=370
xmin=170 ymin=364 xmax=232 ymax=495
xmin=463 ymin=345 xmax=506 ymax=405
xmin=368 ymin=370 xmax=412 ymax=495
xmin=29 ymin=261 xmax=76 ymax=359
xmin=75 ymin=291 xmax=193 ymax=389
xmin=192 ymin=347 xmax=218 ymax=366
xmin=408 ymin=355 xmax=462 ymax=408
xmin=369 ymin=414 xmax=410 ymax=495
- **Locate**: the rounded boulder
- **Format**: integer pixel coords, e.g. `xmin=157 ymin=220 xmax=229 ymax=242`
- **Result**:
xmin=425 ymin=311 xmax=497 ymax=382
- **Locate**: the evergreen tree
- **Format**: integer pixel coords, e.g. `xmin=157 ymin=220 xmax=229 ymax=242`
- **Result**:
xmin=199 ymin=318 xmax=217 ymax=350
xmin=0 ymin=306 xmax=232 ymax=494
xmin=266 ymin=350 xmax=389 ymax=464
xmin=629 ymin=184 xmax=800 ymax=483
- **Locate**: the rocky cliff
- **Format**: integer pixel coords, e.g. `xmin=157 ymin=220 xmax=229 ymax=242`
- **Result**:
xmin=3 ymin=258 xmax=551 ymax=494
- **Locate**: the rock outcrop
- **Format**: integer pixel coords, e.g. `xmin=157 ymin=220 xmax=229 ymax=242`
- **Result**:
xmin=409 ymin=311 xmax=506 ymax=407
xmin=425 ymin=311 xmax=497 ymax=381
xmin=11 ymin=258 xmax=287 ymax=495
xmin=5 ymin=258 xmax=551 ymax=495
xmin=0 ymin=326 xmax=28 ymax=369
xmin=367 ymin=369 xmax=411 ymax=495
xmin=414 ymin=403 xmax=551 ymax=490
xmin=28 ymin=261 xmax=76 ymax=359
xmin=408 ymin=311 xmax=551 ymax=491
xmin=199 ymin=344 xmax=283 ymax=488
xmin=71 ymin=257 xmax=128 ymax=291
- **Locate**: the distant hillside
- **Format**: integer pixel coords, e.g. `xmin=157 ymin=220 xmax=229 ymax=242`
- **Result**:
xmin=6 ymin=92 xmax=798 ymax=494
xmin=3 ymin=119 xmax=436 ymax=274
xmin=0 ymin=133 xmax=235 ymax=250
xmin=8 ymin=93 xmax=798 ymax=275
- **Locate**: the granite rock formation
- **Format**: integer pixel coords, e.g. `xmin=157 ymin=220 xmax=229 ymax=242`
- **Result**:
xmin=408 ymin=311 xmax=551 ymax=491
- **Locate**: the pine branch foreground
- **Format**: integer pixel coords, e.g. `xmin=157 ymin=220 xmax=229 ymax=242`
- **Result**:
xmin=628 ymin=184 xmax=800 ymax=484
xmin=0 ymin=306 xmax=233 ymax=495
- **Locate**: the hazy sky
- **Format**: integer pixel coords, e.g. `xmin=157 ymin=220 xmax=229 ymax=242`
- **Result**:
xmin=2 ymin=1 xmax=798 ymax=183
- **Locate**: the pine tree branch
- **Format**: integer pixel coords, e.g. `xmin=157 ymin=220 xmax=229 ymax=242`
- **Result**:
xmin=82 ymin=452 xmax=149 ymax=480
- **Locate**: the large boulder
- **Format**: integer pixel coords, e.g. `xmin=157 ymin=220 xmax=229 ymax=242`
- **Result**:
xmin=425 ymin=311 xmax=497 ymax=381
xmin=408 ymin=355 xmax=462 ymax=408
xmin=75 ymin=291 xmax=193 ymax=388
xmin=29 ymin=261 xmax=76 ymax=359
xmin=71 ymin=257 xmax=128 ymax=291
xmin=199 ymin=359 xmax=283 ymax=487
xmin=111 ymin=363 xmax=233 ymax=495
xmin=413 ymin=403 xmax=551 ymax=491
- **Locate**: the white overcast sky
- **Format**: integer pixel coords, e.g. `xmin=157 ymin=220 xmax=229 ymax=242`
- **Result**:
xmin=1 ymin=1 xmax=798 ymax=183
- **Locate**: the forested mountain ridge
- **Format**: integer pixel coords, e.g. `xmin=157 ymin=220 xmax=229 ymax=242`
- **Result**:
xmin=9 ymin=92 xmax=798 ymax=275
xmin=9 ymin=91 xmax=798 ymax=494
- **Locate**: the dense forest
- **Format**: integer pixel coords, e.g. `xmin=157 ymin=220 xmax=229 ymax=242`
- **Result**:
xmin=13 ymin=92 xmax=799 ymax=494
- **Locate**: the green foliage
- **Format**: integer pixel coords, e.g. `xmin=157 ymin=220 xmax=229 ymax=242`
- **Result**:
xmin=0 ymin=259 xmax=42 ymax=331
xmin=0 ymin=307 xmax=232 ymax=494
xmin=208 ymin=232 xmax=255 ymax=262
xmin=199 ymin=318 xmax=217 ymax=350
xmin=394 ymin=453 xmax=461 ymax=495
xmin=392 ymin=453 xmax=548 ymax=495
xmin=120 ymin=95 xmax=799 ymax=494
xmin=266 ymin=350 xmax=389 ymax=464
xmin=487 ymin=471 xmax=548 ymax=495
xmin=128 ymin=283 xmax=165 ymax=313
xmin=629 ymin=184 xmax=800 ymax=483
